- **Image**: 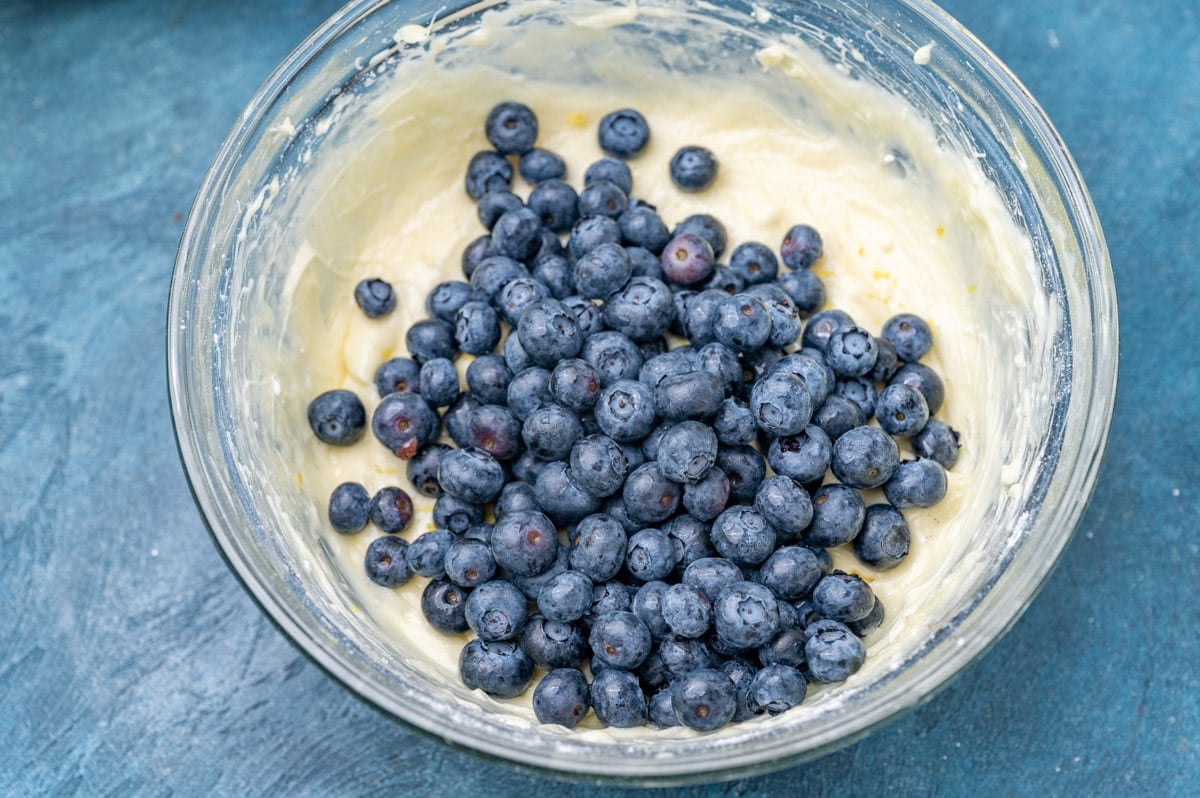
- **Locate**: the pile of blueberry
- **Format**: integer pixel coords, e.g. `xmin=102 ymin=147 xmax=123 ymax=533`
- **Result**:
xmin=304 ymin=102 xmax=961 ymax=732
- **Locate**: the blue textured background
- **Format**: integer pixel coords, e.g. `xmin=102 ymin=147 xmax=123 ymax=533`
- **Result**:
xmin=1 ymin=0 xmax=1196 ymax=795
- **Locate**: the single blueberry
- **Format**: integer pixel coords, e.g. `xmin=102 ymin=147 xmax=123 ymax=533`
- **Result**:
xmin=522 ymin=617 xmax=587 ymax=670
xmin=660 ymin=233 xmax=716 ymax=286
xmin=569 ymin=434 xmax=629 ymax=498
xmin=754 ymin=475 xmax=814 ymax=542
xmin=426 ymin=280 xmax=474 ymax=325
xmin=639 ymin=348 xmax=699 ymax=389
xmin=805 ymin=483 xmax=867 ymax=548
xmin=373 ymin=357 xmax=421 ymax=399
xmin=506 ymin=367 xmax=553 ymax=422
xmin=780 ymin=224 xmax=823 ymax=270
xmin=443 ymin=392 xmax=480 ymax=449
xmin=745 ymin=282 xmax=803 ymax=348
xmin=648 ymin=688 xmax=680 ymax=728
xmin=590 ymin=611 xmax=653 ymax=670
xmin=831 ymin=425 xmax=901 ymax=489
xmin=516 ymin=298 xmax=583 ymax=367
xmin=658 ymin=635 xmax=717 ymax=680
xmin=883 ymin=458 xmax=948 ymax=509
xmin=421 ymin=579 xmax=469 ymax=634
xmin=681 ymin=467 xmax=731 ymax=522
xmin=364 ymin=535 xmax=412 ymax=588
xmin=626 ymin=527 xmax=676 ymax=583
xmin=876 ymin=383 xmax=930 ymax=437
xmin=531 ymin=253 xmax=574 ymax=299
xmin=574 ymin=241 xmax=633 ymax=300
xmin=492 ymin=206 xmax=544 ymax=261
xmin=581 ymin=331 xmax=643 ymax=387
xmin=518 ymin=147 xmax=566 ymax=184
xmin=434 ymin=493 xmax=484 ymax=536
xmin=654 ymin=370 xmax=725 ymax=421
xmin=405 ymin=530 xmax=454 ymax=578
xmin=602 ymin=276 xmax=676 ymax=341
xmin=354 ymin=277 xmax=395 ymax=318
xmin=748 ymin=664 xmax=808 ymax=714
xmin=631 ymin=580 xmax=673 ymax=640
xmin=464 ymin=150 xmax=512 ymax=199
xmin=590 ymin=668 xmax=647 ymax=728
xmin=758 ymin=627 xmax=810 ymax=669
xmin=662 ymin=584 xmax=713 ymax=639
xmin=463 ymin=356 xmax=511 ymax=407
xmin=598 ymin=108 xmax=651 ymax=158
xmin=715 ymin=445 xmax=766 ymax=502
xmin=307 ymin=389 xmax=366 ymax=446
xmin=538 ymin=570 xmax=594 ymax=623
xmin=758 ymin=546 xmax=823 ymax=601
xmin=585 ymin=156 xmax=634 ymax=195
xmin=569 ymin=513 xmax=628 ymax=582
xmin=619 ymin=204 xmax=672 ymax=253
xmin=368 ymin=485 xmax=414 ymax=533
xmin=476 ymin=190 xmax=524 ymax=231
xmin=671 ymin=668 xmax=736 ymax=731
xmin=437 ymin=446 xmax=506 ymax=504
xmin=485 ymin=100 xmax=538 ymax=155
xmin=777 ymin=269 xmax=826 ymax=316
xmin=461 ymin=234 xmax=497 ymax=278
xmin=577 ymin=179 xmax=629 ymax=220
xmin=465 ymin=579 xmax=529 ymax=643
xmin=912 ymin=419 xmax=961 ymax=469
xmin=418 ymin=357 xmax=459 ymax=407
xmin=728 ymin=241 xmax=779 ymax=285
xmin=673 ymin=214 xmax=727 ymax=258
xmin=533 ymin=668 xmax=591 ymax=727
xmin=712 ymin=398 xmax=758 ymax=447
xmin=805 ymin=619 xmax=866 ymax=683
xmin=826 ymin=326 xmax=880 ymax=378
xmin=567 ymin=214 xmax=622 ymax=263
xmin=534 ymin=460 xmax=601 ymax=525
xmin=510 ymin=448 xmax=549 ymax=484
xmin=459 ymin=638 xmax=533 ymax=698
xmin=328 ymin=482 xmax=370 ymax=533
xmin=470 ymin=255 xmax=528 ymax=303
xmin=713 ymin=581 xmax=781 ymax=650
xmin=854 ymin=503 xmax=911 ymax=569
xmin=811 ymin=394 xmax=865 ymax=441
xmin=371 ymin=393 xmax=439 ymax=459
xmin=622 ymin=463 xmax=682 ymax=525
xmin=443 ymin=537 xmax=496 ymax=588
xmin=710 ymin=506 xmax=776 ymax=566
xmin=889 ymin=362 xmax=946 ymax=415
xmin=561 ymin=295 xmax=604 ymax=338
xmin=521 ymin=404 xmax=584 ymax=461
xmin=494 ymin=275 xmax=550 ymax=326
xmin=882 ymin=312 xmax=934 ymax=362
xmin=750 ymin=371 xmax=813 ymax=437
xmin=656 ymin=421 xmax=719 ymax=485
xmin=491 ymin=509 xmax=560 ymax=577
xmin=682 ymin=289 xmax=727 ymax=347
xmin=801 ymin=308 xmax=855 ymax=351
xmin=834 ymin=376 xmax=878 ymax=418
xmin=812 ymin=572 xmax=876 ymax=623
xmin=528 ymin=178 xmax=580 ymax=233
xmin=407 ymin=442 xmax=450 ymax=498
xmin=503 ymin=328 xmax=532 ymax=373
xmin=406 ymin=318 xmax=458 ymax=364
xmin=714 ymin=293 xmax=772 ymax=352
xmin=626 ymin=245 xmax=665 ymax=280
xmin=494 ymin=481 xmax=539 ymax=521
xmin=595 ymin=379 xmax=657 ymax=442
xmin=669 ymin=145 xmax=719 ymax=191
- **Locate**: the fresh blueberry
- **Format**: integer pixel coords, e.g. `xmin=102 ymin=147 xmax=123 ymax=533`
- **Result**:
xmin=801 ymin=308 xmax=854 ymax=351
xmin=598 ymin=108 xmax=650 ymax=158
xmin=405 ymin=530 xmax=454 ymax=578
xmin=854 ymin=503 xmax=911 ymax=569
xmin=459 ymin=638 xmax=533 ymax=699
xmin=434 ymin=493 xmax=485 ymax=536
xmin=672 ymin=214 xmax=727 ymax=258
xmin=728 ymin=241 xmax=779 ymax=285
xmin=443 ymin=537 xmax=496 ymax=588
xmin=494 ymin=275 xmax=549 ymax=326
xmin=590 ymin=668 xmax=647 ymax=728
xmin=586 ymin=581 xmax=634 ymax=627
xmin=465 ymin=579 xmax=529 ymax=642
xmin=780 ymin=224 xmax=823 ymax=270
xmin=622 ymin=463 xmax=681 ymax=525
xmin=569 ymin=434 xmax=629 ymax=498
xmin=882 ymin=312 xmax=934 ymax=362
xmin=618 ymin=204 xmax=671 ymax=253
xmin=631 ymin=581 xmax=672 ymax=640
xmin=595 ymin=379 xmax=657 ymax=442
xmin=758 ymin=546 xmax=823 ymax=601
xmin=754 ymin=476 xmax=814 ymax=542
xmin=506 ymin=367 xmax=553 ymax=422
xmin=671 ymin=668 xmax=736 ymax=731
xmin=749 ymin=664 xmax=807 ymax=714
xmin=527 ymin=178 xmax=580 ymax=233
xmin=680 ymin=288 xmax=725 ymax=345
xmin=462 ymin=356 xmax=509 ymax=407
xmin=470 ymin=255 xmax=527 ymax=304
xmin=749 ymin=372 xmax=813 ymax=437
xmin=889 ymin=362 xmax=945 ymax=415
xmin=710 ymin=506 xmax=776 ymax=567
xmin=602 ymin=276 xmax=676 ymax=341
xmin=876 ymin=383 xmax=930 ymax=437
xmin=517 ymin=298 xmax=582 ymax=367
xmin=492 ymin=207 xmax=543 ymax=261
xmin=662 ymin=584 xmax=713 ymax=639
xmin=669 ymin=145 xmax=718 ymax=191
xmin=533 ymin=668 xmax=591 ymax=727
xmin=308 ymin=389 xmax=366 ymax=446
xmin=625 ymin=246 xmax=665 ymax=280
xmin=768 ymin=422 xmax=835 ymax=484
xmin=567 ymin=214 xmax=622 ymax=263
xmin=577 ymin=179 xmax=629 ymax=220
xmin=407 ymin=442 xmax=450 ymax=498
xmin=712 ymin=398 xmax=758 ymax=447
xmin=660 ymin=233 xmax=716 ymax=286
xmin=465 ymin=403 xmax=521 ymax=461
xmin=452 ymin=301 xmax=502 ymax=357
xmin=805 ymin=483 xmax=867 ymax=548
xmin=713 ymin=581 xmax=781 ymax=650
xmin=883 ymin=458 xmax=948 ymax=509
xmin=831 ymin=425 xmax=900 ymax=489
xmin=912 ymin=419 xmax=961 ymax=469
xmin=655 ymin=421 xmax=719 ymax=485
xmin=437 ymin=446 xmax=506 ymax=504
xmin=368 ymin=485 xmax=414 ymax=533
xmin=777 ymin=269 xmax=826 ymax=315
xmin=626 ymin=527 xmax=676 ymax=583
xmin=461 ymin=234 xmax=498 ymax=278
xmin=364 ymin=535 xmax=412 ymax=588
xmin=825 ymin=326 xmax=879 ymax=378
xmin=417 ymin=357 xmax=459 ymax=408
xmin=682 ymin=467 xmax=730 ymax=522
xmin=714 ymin=293 xmax=772 ymax=352
xmin=658 ymin=635 xmax=717 ymax=680
xmin=590 ymin=611 xmax=653 ymax=670
xmin=328 ymin=482 xmax=370 ymax=533
xmin=493 ymin=481 xmax=538 ymax=521
xmin=715 ymin=445 xmax=766 ymax=501
xmin=697 ymin=342 xmax=743 ymax=397
xmin=870 ymin=336 xmax=901 ymax=382
xmin=834 ymin=376 xmax=878 ymax=418
xmin=521 ymin=403 xmax=583 ymax=460
xmin=518 ymin=147 xmax=566 ymax=184
xmin=531 ymin=253 xmax=574 ymax=299
xmin=584 ymin=156 xmax=634 ymax=195
xmin=574 ymin=242 xmax=632 ymax=301
xmin=425 ymin=280 xmax=473 ymax=325
xmin=490 ymin=509 xmax=559 ymax=578
xmin=639 ymin=348 xmax=699 ymax=389
xmin=812 ymin=572 xmax=876 ymax=623
xmin=758 ymin=626 xmax=810 ymax=669
xmin=371 ymin=393 xmax=439 ymax=459
xmin=654 ymin=370 xmax=725 ymax=421
xmin=476 ymin=190 xmax=524 ymax=231
xmin=811 ymin=394 xmax=865 ymax=441
xmin=847 ymin=596 xmax=886 ymax=637
xmin=804 ymin=619 xmax=866 ymax=683
xmin=485 ymin=101 xmax=539 ymax=155
xmin=648 ymin=687 xmax=679 ymax=728
xmin=581 ymin=331 xmax=642 ymax=387
xmin=561 ymin=295 xmax=604 ymax=338
xmin=354 ymin=277 xmax=395 ymax=318
xmin=464 ymin=150 xmax=512 ymax=199
xmin=745 ymin=282 xmax=803 ymax=348
xmin=421 ymin=579 xmax=469 ymax=634
xmin=503 ymin=327 xmax=532 ymax=373
xmin=523 ymin=617 xmax=587 ymax=671
xmin=537 ymin=570 xmax=594 ymax=623
xmin=569 ymin=514 xmax=628 ymax=582
xmin=444 ymin=392 xmax=480 ymax=448
xmin=373 ymin=357 xmax=421 ymax=400
xmin=534 ymin=460 xmax=600 ymax=524
xmin=720 ymin=658 xmax=760 ymax=721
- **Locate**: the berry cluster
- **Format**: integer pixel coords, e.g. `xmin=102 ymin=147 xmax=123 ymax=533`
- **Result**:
xmin=304 ymin=102 xmax=960 ymax=732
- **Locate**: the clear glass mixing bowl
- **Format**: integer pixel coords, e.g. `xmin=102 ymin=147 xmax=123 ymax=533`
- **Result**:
xmin=168 ymin=0 xmax=1116 ymax=783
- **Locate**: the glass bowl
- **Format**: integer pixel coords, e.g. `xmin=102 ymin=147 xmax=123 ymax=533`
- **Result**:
xmin=168 ymin=0 xmax=1117 ymax=783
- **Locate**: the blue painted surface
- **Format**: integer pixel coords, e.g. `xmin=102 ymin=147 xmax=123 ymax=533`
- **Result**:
xmin=0 ymin=0 xmax=1196 ymax=795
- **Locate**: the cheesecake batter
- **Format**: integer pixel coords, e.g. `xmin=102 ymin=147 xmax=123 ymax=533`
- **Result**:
xmin=239 ymin=0 xmax=1057 ymax=740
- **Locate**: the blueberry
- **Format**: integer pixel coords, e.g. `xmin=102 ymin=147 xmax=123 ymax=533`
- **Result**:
xmin=506 ymin=367 xmax=554 ymax=421
xmin=587 ymin=581 xmax=634 ymax=627
xmin=470 ymin=255 xmax=527 ymax=303
xmin=418 ymin=357 xmax=459 ymax=408
xmin=710 ymin=506 xmax=776 ymax=566
xmin=631 ymin=580 xmax=672 ymax=639
xmin=658 ymin=635 xmax=717 ymax=679
xmin=777 ymin=269 xmax=826 ymax=315
xmin=625 ymin=245 xmax=665 ymax=280
xmin=754 ymin=476 xmax=814 ymax=541
xmin=639 ymin=348 xmax=699 ymax=388
xmin=660 ymin=233 xmax=715 ymax=286
xmin=373 ymin=357 xmax=421 ymax=400
xmin=713 ymin=581 xmax=781 ymax=649
xmin=459 ymin=638 xmax=533 ymax=699
xmin=758 ymin=627 xmax=810 ymax=669
xmin=517 ymin=298 xmax=582 ymax=367
xmin=364 ymin=535 xmax=412 ymax=588
xmin=573 ymin=242 xmax=632 ymax=301
xmin=465 ymin=579 xmax=529 ymax=642
xmin=528 ymin=178 xmax=580 ymax=233
xmin=656 ymin=420 xmax=720 ymax=485
xmin=518 ymin=147 xmax=566 ymax=184
xmin=405 ymin=530 xmax=454 ymax=578
xmin=421 ymin=579 xmax=469 ymax=634
xmin=520 ymin=404 xmax=582 ymax=461
xmin=492 ymin=207 xmax=543 ymax=261
xmin=889 ymin=362 xmax=945 ymax=415
xmin=434 ymin=493 xmax=485 ymax=536
xmin=648 ymin=688 xmax=680 ymax=728
xmin=371 ymin=393 xmax=439 ymax=459
xmin=768 ymin=422 xmax=835 ymax=484
xmin=758 ymin=546 xmax=823 ymax=601
xmin=662 ymin=583 xmax=713 ymax=639
xmin=576 ymin=179 xmax=628 ymax=221
xmin=622 ymin=463 xmax=681 ymax=525
xmin=882 ymin=312 xmax=934 ymax=362
xmin=825 ymin=326 xmax=879 ymax=379
xmin=883 ymin=458 xmax=948 ymax=509
xmin=531 ymin=253 xmax=574 ymax=299
xmin=522 ymin=617 xmax=587 ymax=670
xmin=307 ymin=389 xmax=366 ymax=446
xmin=835 ymin=376 xmax=878 ymax=418
xmin=720 ymin=658 xmax=760 ymax=721
xmin=679 ymin=289 xmax=725 ymax=347
xmin=847 ymin=596 xmax=886 ymax=637
xmin=681 ymin=467 xmax=730 ymax=522
xmin=654 ymin=370 xmax=725 ymax=421
xmin=353 ymin=277 xmax=395 ymax=318
xmin=503 ymin=327 xmax=532 ymax=373
xmin=712 ymin=398 xmax=758 ymax=446
xmin=490 ymin=509 xmax=559 ymax=577
xmin=805 ymin=483 xmax=867 ymax=548
xmin=328 ymin=482 xmax=370 ymax=533
xmin=484 ymin=100 xmax=538 ymax=153
xmin=585 ymin=156 xmax=634 ymax=194
xmin=702 ymin=266 xmax=745 ymax=294
xmin=714 ymin=445 xmax=766 ymax=502
xmin=406 ymin=318 xmax=458 ymax=364
xmin=568 ymin=434 xmax=629 ymax=498
xmin=443 ymin=537 xmax=496 ymax=588
xmin=407 ymin=442 xmax=450 ymax=498
xmin=667 ymin=144 xmax=718 ymax=191
xmin=494 ymin=275 xmax=550 ymax=326
xmin=465 ymin=150 xmax=513 ymax=199
xmin=812 ymin=572 xmax=876 ymax=623
xmin=595 ymin=379 xmax=657 ymax=442
xmin=697 ymin=342 xmax=743 ymax=397
xmin=804 ymin=619 xmax=866 ymax=683
xmin=443 ymin=392 xmax=480 ymax=448
xmin=854 ymin=503 xmax=911 ymax=569
xmin=602 ymin=276 xmax=675 ymax=341
xmin=670 ymin=668 xmax=736 ymax=731
xmin=590 ymin=611 xmax=653 ymax=670
xmin=510 ymin=448 xmax=549 ymax=484
xmin=801 ymin=308 xmax=854 ymax=351
xmin=462 ymin=356 xmax=510 ymax=407
xmin=869 ymin=336 xmax=901 ymax=382
xmin=493 ymin=481 xmax=539 ymax=521
xmin=567 ymin=214 xmax=621 ymax=262
xmin=673 ymin=214 xmax=727 ymax=258
xmin=534 ymin=460 xmax=600 ymax=524
xmin=537 ymin=570 xmax=593 ymax=623
xmin=569 ymin=513 xmax=628 ymax=582
xmin=744 ymin=283 xmax=802 ymax=349
xmin=724 ymin=241 xmax=778 ymax=286
xmin=714 ymin=293 xmax=772 ymax=352
xmin=533 ymin=668 xmax=591 ymax=727
xmin=831 ymin=425 xmax=900 ymax=489
xmin=876 ymin=383 xmax=930 ymax=437
xmin=748 ymin=664 xmax=808 ymax=714
xmin=425 ymin=280 xmax=472 ymax=325
xmin=590 ymin=668 xmax=647 ymax=728
xmin=368 ymin=485 xmax=414 ymax=533
xmin=912 ymin=419 xmax=961 ymax=469
xmin=780 ymin=224 xmax=823 ymax=270
xmin=561 ymin=295 xmax=604 ymax=338
xmin=471 ymin=404 xmax=525 ymax=458
xmin=462 ymin=234 xmax=498 ymax=278
xmin=749 ymin=372 xmax=813 ymax=437
xmin=437 ymin=447 xmax=505 ymax=503
xmin=626 ymin=527 xmax=676 ymax=582
xmin=476 ymin=190 xmax=524 ymax=231
xmin=811 ymin=394 xmax=865 ymax=441
xmin=598 ymin=108 xmax=651 ymax=158
xmin=618 ymin=204 xmax=671 ymax=253
xmin=581 ymin=331 xmax=643 ymax=387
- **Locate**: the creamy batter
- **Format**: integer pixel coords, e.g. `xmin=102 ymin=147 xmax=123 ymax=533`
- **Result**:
xmin=242 ymin=0 xmax=1056 ymax=740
